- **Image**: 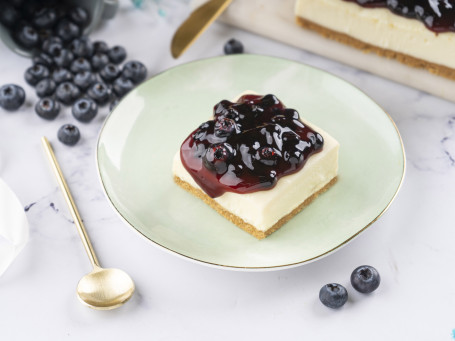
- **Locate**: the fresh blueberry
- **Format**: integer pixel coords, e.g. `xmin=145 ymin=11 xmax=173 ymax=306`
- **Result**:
xmin=15 ymin=25 xmax=39 ymax=48
xmin=35 ymin=97 xmax=60 ymax=120
xmin=55 ymin=19 xmax=80 ymax=43
xmin=224 ymin=38 xmax=244 ymax=54
xmin=36 ymin=78 xmax=56 ymax=98
xmin=68 ymin=7 xmax=90 ymax=28
xmin=69 ymin=37 xmax=93 ymax=58
xmin=87 ymin=82 xmax=111 ymax=106
xmin=319 ymin=283 xmax=348 ymax=309
xmin=58 ymin=124 xmax=80 ymax=146
xmin=53 ymin=48 xmax=74 ymax=68
xmin=93 ymin=40 xmax=109 ymax=54
xmin=109 ymin=98 xmax=119 ymax=112
xmin=25 ymin=64 xmax=50 ymax=86
xmin=42 ymin=36 xmax=63 ymax=55
xmin=72 ymin=98 xmax=98 ymax=122
xmin=55 ymin=82 xmax=81 ymax=106
xmin=32 ymin=52 xmax=54 ymax=68
xmin=99 ymin=63 xmax=120 ymax=83
xmin=36 ymin=28 xmax=53 ymax=44
xmin=121 ymin=61 xmax=147 ymax=84
xmin=112 ymin=77 xmax=134 ymax=98
xmin=0 ymin=84 xmax=26 ymax=111
xmin=90 ymin=52 xmax=109 ymax=71
xmin=0 ymin=3 xmax=20 ymax=28
xmin=52 ymin=68 xmax=73 ymax=84
xmin=32 ymin=8 xmax=58 ymax=29
xmin=73 ymin=71 xmax=96 ymax=91
xmin=107 ymin=45 xmax=126 ymax=64
xmin=70 ymin=57 xmax=91 ymax=73
xmin=351 ymin=265 xmax=381 ymax=294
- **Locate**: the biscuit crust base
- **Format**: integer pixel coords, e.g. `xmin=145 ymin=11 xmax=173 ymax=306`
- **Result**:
xmin=296 ymin=16 xmax=455 ymax=81
xmin=173 ymin=175 xmax=338 ymax=240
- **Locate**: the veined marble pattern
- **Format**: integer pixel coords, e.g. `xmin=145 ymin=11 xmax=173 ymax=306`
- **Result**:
xmin=0 ymin=0 xmax=454 ymax=340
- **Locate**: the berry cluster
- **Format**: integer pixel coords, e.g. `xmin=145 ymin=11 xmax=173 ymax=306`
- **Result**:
xmin=0 ymin=0 xmax=147 ymax=146
xmin=180 ymin=94 xmax=324 ymax=198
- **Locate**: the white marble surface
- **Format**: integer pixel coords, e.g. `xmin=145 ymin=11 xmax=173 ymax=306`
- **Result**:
xmin=1 ymin=1 xmax=455 ymax=340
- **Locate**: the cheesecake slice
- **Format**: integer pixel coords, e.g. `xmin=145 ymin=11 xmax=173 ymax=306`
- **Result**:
xmin=173 ymin=92 xmax=339 ymax=239
xmin=295 ymin=0 xmax=455 ymax=80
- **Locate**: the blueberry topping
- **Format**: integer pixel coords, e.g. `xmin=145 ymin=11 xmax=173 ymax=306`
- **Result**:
xmin=214 ymin=117 xmax=237 ymax=137
xmin=32 ymin=8 xmax=58 ymax=29
xmin=107 ymin=45 xmax=127 ymax=64
xmin=68 ymin=7 xmax=89 ymax=28
xmin=55 ymin=19 xmax=80 ymax=43
xmin=87 ymin=82 xmax=110 ymax=106
xmin=319 ymin=284 xmax=348 ymax=309
xmin=72 ymin=98 xmax=98 ymax=122
xmin=35 ymin=78 xmax=56 ymax=98
xmin=58 ymin=124 xmax=80 ymax=146
xmin=100 ymin=63 xmax=120 ymax=83
xmin=32 ymin=52 xmax=54 ymax=68
xmin=55 ymin=82 xmax=80 ymax=106
xmin=74 ymin=71 xmax=96 ymax=91
xmin=121 ymin=60 xmax=147 ymax=84
xmin=25 ymin=64 xmax=50 ymax=86
xmin=224 ymin=38 xmax=244 ymax=55
xmin=15 ymin=25 xmax=39 ymax=48
xmin=203 ymin=143 xmax=235 ymax=174
xmin=53 ymin=48 xmax=74 ymax=68
xmin=93 ymin=40 xmax=109 ymax=54
xmin=70 ymin=57 xmax=91 ymax=73
xmin=91 ymin=52 xmax=109 ymax=71
xmin=350 ymin=265 xmax=381 ymax=294
xmin=35 ymin=97 xmax=60 ymax=120
xmin=52 ymin=68 xmax=73 ymax=84
xmin=112 ymin=77 xmax=134 ymax=98
xmin=0 ymin=84 xmax=25 ymax=111
xmin=69 ymin=37 xmax=93 ymax=58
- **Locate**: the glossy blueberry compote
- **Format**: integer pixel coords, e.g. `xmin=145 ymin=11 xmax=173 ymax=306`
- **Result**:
xmin=344 ymin=0 xmax=455 ymax=33
xmin=180 ymin=94 xmax=324 ymax=198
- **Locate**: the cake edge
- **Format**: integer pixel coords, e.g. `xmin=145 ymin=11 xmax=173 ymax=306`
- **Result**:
xmin=295 ymin=16 xmax=455 ymax=81
xmin=173 ymin=174 xmax=338 ymax=240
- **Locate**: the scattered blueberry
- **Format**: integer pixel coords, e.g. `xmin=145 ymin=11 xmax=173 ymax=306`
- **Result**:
xmin=87 ymin=82 xmax=110 ymax=106
xmin=68 ymin=7 xmax=90 ymax=28
xmin=319 ymin=283 xmax=348 ymax=309
xmin=35 ymin=97 xmax=60 ymax=120
xmin=15 ymin=25 xmax=39 ymax=49
xmin=351 ymin=265 xmax=381 ymax=294
xmin=53 ymin=48 xmax=74 ymax=68
xmin=72 ymin=98 xmax=98 ymax=122
xmin=224 ymin=38 xmax=244 ymax=55
xmin=25 ymin=64 xmax=50 ymax=86
xmin=70 ymin=57 xmax=91 ymax=73
xmin=91 ymin=52 xmax=109 ymax=71
xmin=93 ymin=40 xmax=109 ymax=54
xmin=42 ymin=36 xmax=63 ymax=55
xmin=32 ymin=52 xmax=54 ymax=68
xmin=100 ymin=63 xmax=120 ymax=83
xmin=52 ymin=68 xmax=73 ymax=84
xmin=121 ymin=60 xmax=147 ymax=84
xmin=107 ymin=45 xmax=126 ymax=64
xmin=36 ymin=78 xmax=56 ymax=98
xmin=73 ymin=71 xmax=96 ymax=91
xmin=69 ymin=37 xmax=93 ymax=58
xmin=55 ymin=82 xmax=81 ymax=105
xmin=58 ymin=124 xmax=80 ymax=146
xmin=32 ymin=8 xmax=58 ymax=29
xmin=112 ymin=77 xmax=134 ymax=98
xmin=0 ymin=84 xmax=26 ymax=111
xmin=55 ymin=19 xmax=80 ymax=43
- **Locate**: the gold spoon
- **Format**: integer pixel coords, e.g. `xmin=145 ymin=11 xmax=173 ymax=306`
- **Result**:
xmin=41 ymin=137 xmax=135 ymax=310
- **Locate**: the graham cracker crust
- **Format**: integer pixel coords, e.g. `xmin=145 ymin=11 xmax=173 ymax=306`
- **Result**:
xmin=296 ymin=16 xmax=455 ymax=81
xmin=173 ymin=175 xmax=338 ymax=240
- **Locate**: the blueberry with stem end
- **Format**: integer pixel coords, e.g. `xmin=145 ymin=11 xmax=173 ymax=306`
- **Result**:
xmin=121 ymin=61 xmax=147 ymax=84
xmin=319 ymin=283 xmax=348 ymax=309
xmin=91 ymin=52 xmax=109 ymax=71
xmin=202 ymin=143 xmax=235 ymax=174
xmin=351 ymin=265 xmax=381 ymax=294
xmin=25 ymin=64 xmax=50 ymax=86
xmin=55 ymin=82 xmax=81 ymax=106
xmin=58 ymin=124 xmax=80 ymax=146
xmin=0 ymin=84 xmax=25 ymax=111
xmin=15 ymin=25 xmax=39 ymax=49
xmin=107 ymin=45 xmax=126 ymax=64
xmin=72 ymin=98 xmax=98 ymax=123
xmin=224 ymin=38 xmax=244 ymax=54
xmin=70 ymin=57 xmax=91 ymax=73
xmin=93 ymin=41 xmax=109 ymax=54
xmin=53 ymin=48 xmax=74 ymax=68
xmin=42 ymin=37 xmax=63 ymax=55
xmin=87 ymin=82 xmax=110 ymax=106
xmin=100 ymin=63 xmax=120 ymax=83
xmin=36 ymin=79 xmax=56 ymax=98
xmin=112 ymin=77 xmax=134 ymax=98
xmin=35 ymin=97 xmax=60 ymax=120
xmin=55 ymin=19 xmax=80 ymax=43
xmin=73 ymin=71 xmax=96 ymax=91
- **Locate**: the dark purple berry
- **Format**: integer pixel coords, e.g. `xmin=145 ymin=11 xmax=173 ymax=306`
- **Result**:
xmin=32 ymin=8 xmax=58 ymax=29
xmin=74 ymin=71 xmax=96 ymax=91
xmin=121 ymin=60 xmax=147 ymax=84
xmin=25 ymin=64 xmax=50 ymax=86
xmin=69 ymin=37 xmax=93 ymax=58
xmin=91 ymin=52 xmax=109 ymax=71
xmin=15 ymin=25 xmax=39 ymax=48
xmin=42 ymin=36 xmax=63 ymax=55
xmin=214 ymin=117 xmax=236 ymax=137
xmin=224 ymin=39 xmax=244 ymax=54
xmin=100 ymin=63 xmax=120 ymax=83
xmin=351 ymin=265 xmax=381 ymax=294
xmin=55 ymin=19 xmax=80 ymax=43
xmin=52 ymin=68 xmax=73 ymax=84
xmin=93 ymin=40 xmax=108 ymax=54
xmin=55 ymin=82 xmax=80 ymax=106
xmin=35 ymin=97 xmax=60 ymax=120
xmin=53 ymin=48 xmax=74 ymax=68
xmin=32 ymin=52 xmax=54 ymax=68
xmin=70 ymin=57 xmax=91 ymax=73
xmin=72 ymin=98 xmax=98 ymax=122
xmin=319 ymin=284 xmax=348 ymax=309
xmin=0 ymin=84 xmax=25 ymax=111
xmin=112 ymin=77 xmax=133 ymax=98
xmin=87 ymin=82 xmax=110 ymax=106
xmin=36 ymin=79 xmax=56 ymax=98
xmin=203 ymin=143 xmax=235 ymax=174
xmin=58 ymin=124 xmax=80 ymax=146
xmin=0 ymin=3 xmax=20 ymax=28
xmin=68 ymin=7 xmax=89 ymax=28
xmin=107 ymin=45 xmax=126 ymax=64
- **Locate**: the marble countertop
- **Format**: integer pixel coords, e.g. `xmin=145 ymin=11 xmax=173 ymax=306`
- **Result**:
xmin=1 ymin=1 xmax=455 ymax=340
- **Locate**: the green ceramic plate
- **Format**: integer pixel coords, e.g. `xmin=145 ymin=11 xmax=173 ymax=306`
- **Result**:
xmin=96 ymin=55 xmax=405 ymax=270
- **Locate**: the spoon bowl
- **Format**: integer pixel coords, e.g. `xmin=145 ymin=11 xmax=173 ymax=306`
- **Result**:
xmin=77 ymin=267 xmax=135 ymax=310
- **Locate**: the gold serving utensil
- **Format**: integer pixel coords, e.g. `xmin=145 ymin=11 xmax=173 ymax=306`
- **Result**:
xmin=171 ymin=0 xmax=232 ymax=58
xmin=41 ymin=137 xmax=135 ymax=310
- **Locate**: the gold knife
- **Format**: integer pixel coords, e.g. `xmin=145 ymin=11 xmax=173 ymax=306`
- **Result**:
xmin=171 ymin=0 xmax=232 ymax=59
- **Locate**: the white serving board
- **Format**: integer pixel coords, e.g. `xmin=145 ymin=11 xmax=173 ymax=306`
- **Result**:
xmin=193 ymin=0 xmax=455 ymax=103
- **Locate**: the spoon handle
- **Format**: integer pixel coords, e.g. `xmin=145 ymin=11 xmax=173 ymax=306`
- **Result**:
xmin=41 ymin=137 xmax=100 ymax=268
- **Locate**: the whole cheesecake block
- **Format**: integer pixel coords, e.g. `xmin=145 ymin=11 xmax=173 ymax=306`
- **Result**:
xmin=172 ymin=92 xmax=339 ymax=239
xmin=295 ymin=0 xmax=455 ymax=80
